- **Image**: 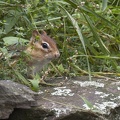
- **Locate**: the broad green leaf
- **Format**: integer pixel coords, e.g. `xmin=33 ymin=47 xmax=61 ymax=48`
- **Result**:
xmin=28 ymin=74 xmax=40 ymax=91
xmin=117 ymin=66 xmax=120 ymax=72
xmin=57 ymin=64 xmax=65 ymax=73
xmin=5 ymin=17 xmax=18 ymax=33
xmin=29 ymin=79 xmax=40 ymax=92
xmin=4 ymin=10 xmax=21 ymax=33
xmin=0 ymin=47 xmax=8 ymax=55
xmin=3 ymin=37 xmax=29 ymax=46
xmin=0 ymin=47 xmax=13 ymax=58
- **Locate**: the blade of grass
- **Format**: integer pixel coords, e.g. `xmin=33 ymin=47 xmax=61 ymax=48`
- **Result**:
xmin=13 ymin=69 xmax=31 ymax=87
xmin=59 ymin=4 xmax=91 ymax=80
xmin=78 ymin=95 xmax=93 ymax=109
xmin=83 ymin=36 xmax=99 ymax=55
xmin=102 ymin=0 xmax=108 ymax=11
xmin=83 ymin=14 xmax=110 ymax=54
xmin=63 ymin=0 xmax=116 ymax=27
xmin=82 ymin=14 xmax=118 ymax=68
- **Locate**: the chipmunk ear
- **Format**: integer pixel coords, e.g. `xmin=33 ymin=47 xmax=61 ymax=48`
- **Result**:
xmin=30 ymin=30 xmax=41 ymax=44
xmin=41 ymin=30 xmax=47 ymax=35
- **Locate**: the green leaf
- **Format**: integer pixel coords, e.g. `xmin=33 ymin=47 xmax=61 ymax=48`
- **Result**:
xmin=3 ymin=37 xmax=29 ymax=46
xmin=5 ymin=17 xmax=18 ymax=33
xmin=117 ymin=66 xmax=120 ymax=72
xmin=28 ymin=74 xmax=40 ymax=92
xmin=102 ymin=0 xmax=108 ymax=11
xmin=57 ymin=64 xmax=65 ymax=73
xmin=0 ymin=47 xmax=13 ymax=58
xmin=29 ymin=79 xmax=40 ymax=92
xmin=4 ymin=10 xmax=21 ymax=33
xmin=0 ymin=47 xmax=8 ymax=55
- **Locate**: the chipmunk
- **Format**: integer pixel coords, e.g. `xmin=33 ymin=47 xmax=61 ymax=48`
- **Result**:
xmin=6 ymin=30 xmax=60 ymax=86
xmin=24 ymin=30 xmax=60 ymax=85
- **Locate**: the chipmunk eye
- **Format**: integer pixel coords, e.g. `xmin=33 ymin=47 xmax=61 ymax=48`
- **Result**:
xmin=41 ymin=43 xmax=49 ymax=49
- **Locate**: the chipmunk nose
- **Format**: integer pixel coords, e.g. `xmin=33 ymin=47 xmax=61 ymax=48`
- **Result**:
xmin=54 ymin=51 xmax=60 ymax=58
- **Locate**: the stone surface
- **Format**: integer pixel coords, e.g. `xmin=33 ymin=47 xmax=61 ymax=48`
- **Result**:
xmin=0 ymin=76 xmax=120 ymax=120
xmin=0 ymin=80 xmax=37 ymax=119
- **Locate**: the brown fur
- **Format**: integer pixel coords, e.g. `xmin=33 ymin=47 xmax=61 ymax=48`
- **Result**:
xmin=25 ymin=30 xmax=60 ymax=76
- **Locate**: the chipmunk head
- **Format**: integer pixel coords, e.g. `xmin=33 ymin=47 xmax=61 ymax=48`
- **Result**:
xmin=26 ymin=30 xmax=60 ymax=62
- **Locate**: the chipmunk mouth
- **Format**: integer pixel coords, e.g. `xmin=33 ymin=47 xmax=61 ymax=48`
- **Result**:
xmin=54 ymin=51 xmax=60 ymax=58
xmin=54 ymin=53 xmax=60 ymax=58
xmin=45 ymin=52 xmax=60 ymax=60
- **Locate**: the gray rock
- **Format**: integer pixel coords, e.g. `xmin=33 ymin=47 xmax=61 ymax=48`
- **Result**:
xmin=0 ymin=80 xmax=37 ymax=119
xmin=0 ymin=76 xmax=120 ymax=120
